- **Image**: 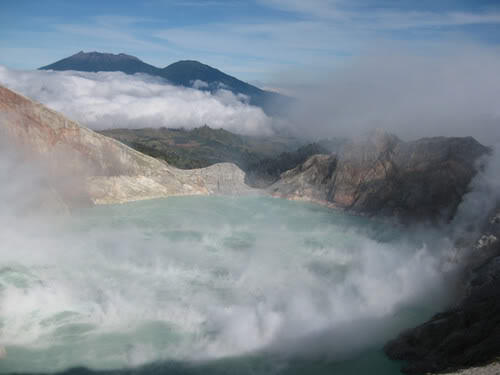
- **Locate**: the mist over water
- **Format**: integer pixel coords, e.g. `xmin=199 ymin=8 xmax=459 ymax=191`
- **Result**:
xmin=0 ymin=196 xmax=458 ymax=374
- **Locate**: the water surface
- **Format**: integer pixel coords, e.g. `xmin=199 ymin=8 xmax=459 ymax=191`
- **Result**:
xmin=0 ymin=196 xmax=455 ymax=374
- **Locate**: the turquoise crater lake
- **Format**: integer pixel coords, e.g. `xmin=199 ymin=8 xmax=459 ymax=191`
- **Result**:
xmin=0 ymin=196 xmax=455 ymax=374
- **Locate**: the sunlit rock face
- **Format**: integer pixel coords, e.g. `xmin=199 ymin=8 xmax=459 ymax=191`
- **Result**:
xmin=269 ymin=130 xmax=488 ymax=221
xmin=0 ymin=85 xmax=253 ymax=207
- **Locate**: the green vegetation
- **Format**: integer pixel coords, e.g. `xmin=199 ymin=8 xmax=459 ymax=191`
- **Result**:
xmin=99 ymin=126 xmax=344 ymax=187
xmin=99 ymin=125 xmax=300 ymax=170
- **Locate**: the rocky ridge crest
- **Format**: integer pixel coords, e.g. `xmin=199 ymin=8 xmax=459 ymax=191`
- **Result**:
xmin=269 ymin=129 xmax=488 ymax=221
xmin=0 ymin=85 xmax=253 ymax=209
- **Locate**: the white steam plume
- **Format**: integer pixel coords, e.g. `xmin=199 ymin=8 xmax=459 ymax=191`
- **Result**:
xmin=0 ymin=144 xmax=458 ymax=372
xmin=451 ymin=143 xmax=500 ymax=238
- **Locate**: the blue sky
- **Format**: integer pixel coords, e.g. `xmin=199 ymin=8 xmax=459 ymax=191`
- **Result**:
xmin=1 ymin=0 xmax=500 ymax=83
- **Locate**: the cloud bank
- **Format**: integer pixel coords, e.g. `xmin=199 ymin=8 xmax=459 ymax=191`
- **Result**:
xmin=286 ymin=46 xmax=500 ymax=145
xmin=0 ymin=66 xmax=273 ymax=135
xmin=1 ymin=45 xmax=499 ymax=144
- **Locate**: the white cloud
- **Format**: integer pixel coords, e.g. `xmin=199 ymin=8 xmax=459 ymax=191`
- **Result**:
xmin=0 ymin=67 xmax=273 ymax=135
xmin=191 ymin=79 xmax=209 ymax=89
xmin=261 ymin=0 xmax=500 ymax=27
xmin=151 ymin=3 xmax=500 ymax=82
xmin=286 ymin=46 xmax=500 ymax=145
xmin=154 ymin=21 xmax=356 ymax=67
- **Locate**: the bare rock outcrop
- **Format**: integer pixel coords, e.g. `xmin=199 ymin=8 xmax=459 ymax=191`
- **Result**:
xmin=0 ymin=85 xmax=253 ymax=208
xmin=269 ymin=129 xmax=488 ymax=221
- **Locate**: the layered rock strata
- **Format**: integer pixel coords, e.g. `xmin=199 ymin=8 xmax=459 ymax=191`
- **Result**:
xmin=0 ymin=85 xmax=253 ymax=208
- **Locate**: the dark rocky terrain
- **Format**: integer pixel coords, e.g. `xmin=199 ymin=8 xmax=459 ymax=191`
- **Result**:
xmin=384 ymin=208 xmax=500 ymax=374
xmin=40 ymin=51 xmax=292 ymax=116
xmin=269 ymin=129 xmax=489 ymax=222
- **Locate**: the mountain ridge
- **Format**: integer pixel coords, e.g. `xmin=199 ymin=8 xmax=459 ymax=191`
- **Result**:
xmin=39 ymin=50 xmax=160 ymax=75
xmin=39 ymin=51 xmax=291 ymax=116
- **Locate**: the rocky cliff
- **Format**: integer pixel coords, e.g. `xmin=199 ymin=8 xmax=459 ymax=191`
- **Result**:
xmin=269 ymin=130 xmax=488 ymax=221
xmin=0 ymin=85 xmax=253 ymax=208
xmin=384 ymin=208 xmax=500 ymax=374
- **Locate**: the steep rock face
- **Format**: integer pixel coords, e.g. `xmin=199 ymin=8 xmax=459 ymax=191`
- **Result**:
xmin=384 ymin=208 xmax=500 ymax=374
xmin=269 ymin=130 xmax=488 ymax=221
xmin=0 ymin=85 xmax=253 ymax=207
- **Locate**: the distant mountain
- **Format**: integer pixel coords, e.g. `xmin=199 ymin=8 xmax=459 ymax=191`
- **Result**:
xmin=160 ymin=60 xmax=290 ymax=115
xmin=39 ymin=51 xmax=160 ymax=76
xmin=40 ymin=51 xmax=292 ymax=116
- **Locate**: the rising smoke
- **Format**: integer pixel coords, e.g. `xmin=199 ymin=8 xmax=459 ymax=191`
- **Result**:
xmin=0 ymin=129 xmax=458 ymax=372
xmin=0 ymin=181 xmax=457 ymax=372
